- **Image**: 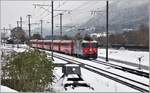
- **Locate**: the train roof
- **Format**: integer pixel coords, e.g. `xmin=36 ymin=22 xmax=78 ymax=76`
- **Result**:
xmin=82 ymin=40 xmax=97 ymax=43
xmin=30 ymin=39 xmax=73 ymax=43
xmin=30 ymin=39 xmax=97 ymax=43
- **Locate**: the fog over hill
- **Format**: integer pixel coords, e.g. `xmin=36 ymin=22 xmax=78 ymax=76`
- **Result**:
xmin=33 ymin=0 xmax=149 ymax=38
xmin=64 ymin=0 xmax=149 ymax=37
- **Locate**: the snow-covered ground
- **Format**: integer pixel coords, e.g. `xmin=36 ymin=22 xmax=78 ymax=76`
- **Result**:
xmin=52 ymin=59 xmax=139 ymax=92
xmin=52 ymin=52 xmax=149 ymax=92
xmin=0 ymin=44 xmax=28 ymax=53
xmin=0 ymin=85 xmax=18 ymax=92
xmin=0 ymin=44 xmax=149 ymax=92
xmin=98 ymin=48 xmax=149 ymax=67
xmin=40 ymin=46 xmax=149 ymax=92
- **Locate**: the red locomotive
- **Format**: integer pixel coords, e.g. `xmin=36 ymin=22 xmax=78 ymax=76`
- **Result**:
xmin=30 ymin=39 xmax=98 ymax=59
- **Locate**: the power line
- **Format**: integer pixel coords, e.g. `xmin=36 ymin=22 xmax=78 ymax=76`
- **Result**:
xmin=32 ymin=1 xmax=67 ymax=21
xmin=33 ymin=1 xmax=102 ymax=23
xmin=43 ymin=1 xmax=67 ymax=19
xmin=34 ymin=1 xmax=86 ymax=20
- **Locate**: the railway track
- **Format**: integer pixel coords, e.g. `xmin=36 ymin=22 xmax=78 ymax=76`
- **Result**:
xmin=35 ymin=48 xmax=149 ymax=92
xmin=36 ymin=47 xmax=149 ymax=78
xmin=98 ymin=56 xmax=149 ymax=71
xmin=52 ymin=54 xmax=149 ymax=93
xmin=41 ymin=48 xmax=149 ymax=78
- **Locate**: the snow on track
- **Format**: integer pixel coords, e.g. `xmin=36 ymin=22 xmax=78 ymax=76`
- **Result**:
xmin=53 ymin=66 xmax=139 ymax=92
xmin=51 ymin=52 xmax=149 ymax=91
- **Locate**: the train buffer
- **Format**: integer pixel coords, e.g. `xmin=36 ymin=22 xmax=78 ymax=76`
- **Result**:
xmin=59 ymin=64 xmax=94 ymax=90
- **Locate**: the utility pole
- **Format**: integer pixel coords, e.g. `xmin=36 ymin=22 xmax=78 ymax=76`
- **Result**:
xmin=40 ymin=20 xmax=43 ymax=39
xmin=17 ymin=21 xmax=19 ymax=28
xmin=51 ymin=0 xmax=54 ymax=61
xmin=3 ymin=27 xmax=5 ymax=46
xmin=16 ymin=21 xmax=19 ymax=48
xmin=27 ymin=15 xmax=31 ymax=39
xmin=9 ymin=24 xmax=11 ymax=30
xmin=106 ymin=0 xmax=109 ymax=62
xmin=20 ymin=16 xmax=22 ymax=29
xmin=59 ymin=13 xmax=63 ymax=38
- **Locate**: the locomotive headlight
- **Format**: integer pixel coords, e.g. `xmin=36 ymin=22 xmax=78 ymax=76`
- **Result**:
xmin=89 ymin=48 xmax=92 ymax=52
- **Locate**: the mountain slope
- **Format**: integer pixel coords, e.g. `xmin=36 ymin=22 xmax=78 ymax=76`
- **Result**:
xmin=64 ymin=0 xmax=149 ymax=36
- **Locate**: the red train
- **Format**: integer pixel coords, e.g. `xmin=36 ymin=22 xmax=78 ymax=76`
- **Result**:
xmin=30 ymin=39 xmax=98 ymax=59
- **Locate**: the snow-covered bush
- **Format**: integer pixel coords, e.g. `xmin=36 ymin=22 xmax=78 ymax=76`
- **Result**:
xmin=2 ymin=49 xmax=55 ymax=92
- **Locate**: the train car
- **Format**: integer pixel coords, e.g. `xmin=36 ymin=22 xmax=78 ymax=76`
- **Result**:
xmin=59 ymin=40 xmax=74 ymax=55
xmin=30 ymin=39 xmax=98 ymax=59
xmin=37 ymin=40 xmax=44 ymax=49
xmin=30 ymin=39 xmax=38 ymax=48
xmin=43 ymin=40 xmax=51 ymax=50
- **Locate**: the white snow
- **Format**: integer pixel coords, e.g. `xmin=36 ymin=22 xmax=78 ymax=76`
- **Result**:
xmin=50 ymin=50 xmax=149 ymax=92
xmin=65 ymin=64 xmax=79 ymax=67
xmin=0 ymin=44 xmax=27 ymax=53
xmin=0 ymin=85 xmax=18 ymax=92
xmin=98 ymin=48 xmax=149 ymax=67
xmin=52 ymin=66 xmax=139 ymax=92
xmin=1 ymin=44 xmax=149 ymax=92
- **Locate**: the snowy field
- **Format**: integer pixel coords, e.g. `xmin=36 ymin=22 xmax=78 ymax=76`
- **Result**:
xmin=98 ymin=48 xmax=149 ymax=67
xmin=0 ymin=44 xmax=149 ymax=92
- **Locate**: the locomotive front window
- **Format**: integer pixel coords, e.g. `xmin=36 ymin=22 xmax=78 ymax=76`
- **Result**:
xmin=93 ymin=43 xmax=98 ymax=48
xmin=82 ymin=43 xmax=88 ymax=48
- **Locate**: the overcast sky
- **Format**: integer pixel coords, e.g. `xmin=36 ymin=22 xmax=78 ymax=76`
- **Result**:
xmin=1 ymin=1 xmax=107 ymax=31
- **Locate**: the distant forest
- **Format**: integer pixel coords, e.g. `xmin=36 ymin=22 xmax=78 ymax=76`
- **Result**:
xmin=96 ymin=24 xmax=149 ymax=47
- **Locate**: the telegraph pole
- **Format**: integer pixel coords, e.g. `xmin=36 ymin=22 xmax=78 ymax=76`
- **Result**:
xmin=27 ymin=15 xmax=31 ymax=39
xmin=51 ymin=0 xmax=54 ymax=60
xmin=16 ymin=21 xmax=19 ymax=48
xmin=3 ymin=27 xmax=5 ymax=46
xmin=60 ymin=13 xmax=63 ymax=38
xmin=20 ymin=16 xmax=22 ymax=29
xmin=17 ymin=21 xmax=19 ymax=28
xmin=40 ymin=20 xmax=43 ymax=39
xmin=106 ymin=0 xmax=109 ymax=62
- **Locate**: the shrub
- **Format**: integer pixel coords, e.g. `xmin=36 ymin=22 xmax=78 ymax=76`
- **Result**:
xmin=2 ymin=49 xmax=54 ymax=92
